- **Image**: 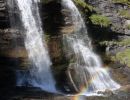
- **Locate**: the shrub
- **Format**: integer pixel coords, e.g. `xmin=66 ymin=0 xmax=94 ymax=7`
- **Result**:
xmin=111 ymin=49 xmax=130 ymax=67
xmin=99 ymin=39 xmax=130 ymax=46
xmin=74 ymin=0 xmax=94 ymax=12
xmin=89 ymin=14 xmax=111 ymax=27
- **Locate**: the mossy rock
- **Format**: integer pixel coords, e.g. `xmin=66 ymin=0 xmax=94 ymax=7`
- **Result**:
xmin=89 ymin=14 xmax=112 ymax=27
xmin=73 ymin=0 xmax=94 ymax=12
xmin=118 ymin=10 xmax=130 ymax=19
xmin=111 ymin=49 xmax=130 ymax=67
xmin=99 ymin=39 xmax=130 ymax=46
xmin=126 ymin=24 xmax=130 ymax=29
xmin=112 ymin=0 xmax=130 ymax=7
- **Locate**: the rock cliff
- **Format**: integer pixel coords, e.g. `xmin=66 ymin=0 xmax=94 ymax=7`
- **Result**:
xmin=0 ymin=0 xmax=130 ymax=99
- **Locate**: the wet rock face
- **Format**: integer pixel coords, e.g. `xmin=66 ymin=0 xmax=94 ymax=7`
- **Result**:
xmin=42 ymin=1 xmax=64 ymax=34
xmin=0 ymin=29 xmax=28 ymax=59
xmin=48 ymin=36 xmax=65 ymax=65
xmin=0 ymin=0 xmax=29 ymax=91
xmin=1 ymin=85 xmax=130 ymax=100
xmin=0 ymin=0 xmax=24 ymax=56
xmin=0 ymin=0 xmax=9 ymax=28
xmin=65 ymin=63 xmax=90 ymax=93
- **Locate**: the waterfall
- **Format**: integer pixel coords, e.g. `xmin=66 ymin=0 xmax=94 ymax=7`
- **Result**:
xmin=62 ymin=0 xmax=120 ymax=95
xmin=15 ymin=0 xmax=57 ymax=93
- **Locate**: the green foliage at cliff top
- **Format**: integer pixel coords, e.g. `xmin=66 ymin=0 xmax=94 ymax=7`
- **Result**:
xmin=74 ymin=0 xmax=94 ymax=12
xmin=111 ymin=49 xmax=130 ymax=67
xmin=89 ymin=14 xmax=111 ymax=27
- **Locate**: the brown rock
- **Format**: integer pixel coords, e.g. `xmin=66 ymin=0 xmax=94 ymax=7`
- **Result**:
xmin=48 ymin=36 xmax=65 ymax=64
xmin=61 ymin=25 xmax=74 ymax=34
xmin=119 ymin=85 xmax=130 ymax=92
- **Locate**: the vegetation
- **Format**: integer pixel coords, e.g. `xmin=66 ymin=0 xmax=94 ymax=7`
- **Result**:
xmin=112 ymin=0 xmax=130 ymax=7
xmin=100 ymin=38 xmax=130 ymax=67
xmin=126 ymin=24 xmax=130 ymax=29
xmin=111 ymin=49 xmax=130 ymax=67
xmin=89 ymin=14 xmax=111 ymax=27
xmin=74 ymin=0 xmax=94 ymax=12
xmin=99 ymin=39 xmax=130 ymax=46
xmin=44 ymin=34 xmax=51 ymax=42
xmin=118 ymin=10 xmax=130 ymax=19
xmin=113 ymin=0 xmax=130 ymax=3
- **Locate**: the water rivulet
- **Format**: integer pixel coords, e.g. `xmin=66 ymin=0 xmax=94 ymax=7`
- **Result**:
xmin=62 ymin=0 xmax=120 ymax=95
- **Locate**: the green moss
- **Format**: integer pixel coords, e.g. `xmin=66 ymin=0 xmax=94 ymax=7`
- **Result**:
xmin=99 ymin=39 xmax=130 ymax=46
xmin=126 ymin=24 xmax=130 ymax=29
xmin=111 ymin=49 xmax=130 ymax=67
xmin=118 ymin=10 xmax=130 ymax=19
xmin=112 ymin=0 xmax=130 ymax=7
xmin=113 ymin=0 xmax=129 ymax=3
xmin=120 ymin=39 xmax=130 ymax=45
xmin=89 ymin=14 xmax=111 ymax=27
xmin=44 ymin=34 xmax=51 ymax=42
xmin=74 ymin=0 xmax=94 ymax=12
xmin=100 ymin=38 xmax=130 ymax=67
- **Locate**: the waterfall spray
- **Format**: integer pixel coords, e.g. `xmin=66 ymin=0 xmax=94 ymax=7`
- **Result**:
xmin=62 ymin=0 xmax=120 ymax=95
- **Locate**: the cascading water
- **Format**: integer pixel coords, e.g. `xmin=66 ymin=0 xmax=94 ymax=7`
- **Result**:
xmin=15 ymin=0 xmax=57 ymax=93
xmin=62 ymin=0 xmax=120 ymax=95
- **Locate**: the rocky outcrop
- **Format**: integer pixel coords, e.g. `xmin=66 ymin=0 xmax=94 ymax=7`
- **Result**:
xmin=87 ymin=0 xmax=130 ymax=34
xmin=83 ymin=0 xmax=130 ymax=68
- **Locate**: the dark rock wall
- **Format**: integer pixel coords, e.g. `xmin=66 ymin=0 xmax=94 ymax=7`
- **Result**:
xmin=0 ymin=0 xmax=27 ymax=92
xmin=0 ymin=0 xmax=9 ymax=28
xmin=0 ymin=0 xmax=16 ymax=93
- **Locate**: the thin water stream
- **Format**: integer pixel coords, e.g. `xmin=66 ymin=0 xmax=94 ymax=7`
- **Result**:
xmin=15 ymin=0 xmax=57 ymax=93
xmin=62 ymin=0 xmax=120 ymax=95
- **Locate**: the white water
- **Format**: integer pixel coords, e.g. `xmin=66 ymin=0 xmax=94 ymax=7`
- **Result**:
xmin=16 ymin=0 xmax=57 ymax=92
xmin=62 ymin=0 xmax=120 ymax=95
